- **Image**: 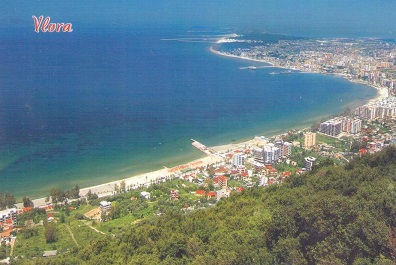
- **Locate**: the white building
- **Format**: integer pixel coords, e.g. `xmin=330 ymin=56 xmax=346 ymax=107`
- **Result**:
xmin=99 ymin=201 xmax=111 ymax=210
xmin=232 ymin=153 xmax=246 ymax=167
xmin=355 ymin=97 xmax=396 ymax=121
xmin=0 ymin=208 xmax=17 ymax=227
xmin=350 ymin=119 xmax=362 ymax=134
xmin=263 ymin=144 xmax=280 ymax=164
xmin=216 ymin=189 xmax=231 ymax=201
xmin=304 ymin=157 xmax=316 ymax=171
xmin=140 ymin=191 xmax=151 ymax=199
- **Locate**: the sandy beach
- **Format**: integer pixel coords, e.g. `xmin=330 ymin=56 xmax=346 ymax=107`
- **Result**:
xmin=20 ymin=154 xmax=223 ymax=208
xmin=348 ymin=79 xmax=389 ymax=104
xmin=16 ymin=46 xmax=389 ymax=209
xmin=209 ymin=47 xmax=275 ymax=66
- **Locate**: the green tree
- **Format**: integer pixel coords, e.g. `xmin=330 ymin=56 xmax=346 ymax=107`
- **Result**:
xmin=50 ymin=188 xmax=66 ymax=204
xmin=120 ymin=180 xmax=126 ymax=193
xmin=350 ymin=141 xmax=363 ymax=153
xmin=22 ymin=196 xmax=34 ymax=208
xmin=44 ymin=223 xmax=58 ymax=243
xmin=0 ymin=245 xmax=6 ymax=259
xmin=0 ymin=192 xmax=16 ymax=209
xmin=65 ymin=206 xmax=71 ymax=216
xmin=24 ymin=146 xmax=396 ymax=264
xmin=109 ymin=202 xmax=120 ymax=220
xmin=67 ymin=185 xmax=80 ymax=199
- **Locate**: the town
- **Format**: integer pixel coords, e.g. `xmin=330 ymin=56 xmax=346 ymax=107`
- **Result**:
xmin=2 ymin=37 xmax=396 ymax=262
xmin=219 ymin=37 xmax=396 ymax=96
xmin=1 ymin=92 xmax=395 ymax=263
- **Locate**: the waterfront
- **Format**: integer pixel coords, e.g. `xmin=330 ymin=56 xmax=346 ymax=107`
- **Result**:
xmin=0 ymin=29 xmax=377 ymax=198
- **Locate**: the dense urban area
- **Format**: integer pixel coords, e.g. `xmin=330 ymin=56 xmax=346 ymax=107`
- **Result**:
xmin=219 ymin=37 xmax=396 ymax=96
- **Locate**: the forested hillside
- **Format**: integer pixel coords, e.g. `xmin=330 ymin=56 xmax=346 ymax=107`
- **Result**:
xmin=17 ymin=146 xmax=396 ymax=265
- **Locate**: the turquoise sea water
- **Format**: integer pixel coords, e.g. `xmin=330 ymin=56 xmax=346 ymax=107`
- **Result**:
xmin=0 ymin=28 xmax=376 ymax=198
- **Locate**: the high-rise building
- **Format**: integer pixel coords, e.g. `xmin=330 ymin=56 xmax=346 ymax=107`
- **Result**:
xmin=341 ymin=118 xmax=352 ymax=133
xmin=281 ymin=142 xmax=292 ymax=157
xmin=232 ymin=153 xmax=245 ymax=167
xmin=350 ymin=119 xmax=362 ymax=134
xmin=274 ymin=140 xmax=292 ymax=158
xmin=304 ymin=156 xmax=316 ymax=171
xmin=263 ymin=144 xmax=280 ymax=164
xmin=320 ymin=119 xmax=342 ymax=136
xmin=355 ymin=98 xmax=396 ymax=121
xmin=304 ymin=132 xmax=316 ymax=149
xmin=340 ymin=117 xmax=361 ymax=134
xmin=253 ymin=147 xmax=264 ymax=164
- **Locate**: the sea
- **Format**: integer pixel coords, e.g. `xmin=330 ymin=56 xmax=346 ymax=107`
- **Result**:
xmin=0 ymin=26 xmax=376 ymax=198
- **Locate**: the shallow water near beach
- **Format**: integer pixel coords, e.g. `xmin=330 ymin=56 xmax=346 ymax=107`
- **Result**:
xmin=0 ymin=27 xmax=376 ymax=198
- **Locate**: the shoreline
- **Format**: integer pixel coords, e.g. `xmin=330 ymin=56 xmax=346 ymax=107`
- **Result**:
xmin=21 ymin=155 xmax=223 ymax=208
xmin=209 ymin=46 xmax=389 ymax=105
xmin=16 ymin=46 xmax=389 ymax=208
xmin=209 ymin=46 xmax=274 ymax=67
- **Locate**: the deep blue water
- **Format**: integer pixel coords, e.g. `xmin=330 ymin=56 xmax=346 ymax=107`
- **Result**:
xmin=0 ymin=28 xmax=376 ymax=198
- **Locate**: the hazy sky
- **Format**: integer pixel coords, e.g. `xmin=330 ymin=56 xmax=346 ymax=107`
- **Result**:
xmin=1 ymin=0 xmax=395 ymax=37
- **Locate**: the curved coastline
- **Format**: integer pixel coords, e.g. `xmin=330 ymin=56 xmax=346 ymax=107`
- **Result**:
xmin=209 ymin=46 xmax=389 ymax=105
xmin=15 ymin=44 xmax=387 ymax=206
xmin=209 ymin=46 xmax=274 ymax=67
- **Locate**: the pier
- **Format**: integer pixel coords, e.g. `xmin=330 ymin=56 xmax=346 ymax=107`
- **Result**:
xmin=191 ymin=139 xmax=214 ymax=155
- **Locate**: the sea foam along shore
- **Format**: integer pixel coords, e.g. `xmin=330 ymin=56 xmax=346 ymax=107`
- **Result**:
xmin=209 ymin=46 xmax=389 ymax=104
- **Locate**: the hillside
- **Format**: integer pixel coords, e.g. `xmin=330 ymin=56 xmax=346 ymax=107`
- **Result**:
xmin=14 ymin=146 xmax=396 ymax=265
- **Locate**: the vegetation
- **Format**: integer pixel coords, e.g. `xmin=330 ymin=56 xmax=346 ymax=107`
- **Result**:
xmin=17 ymin=208 xmax=47 ymax=226
xmin=0 ymin=244 xmax=7 ymax=259
xmin=11 ymin=146 xmax=396 ymax=264
xmin=49 ymin=185 xmax=80 ymax=204
xmin=22 ymin=197 xmax=34 ymax=208
xmin=0 ymin=192 xmax=16 ymax=210
xmin=12 ymin=202 xmax=103 ymax=260
xmin=316 ymin=133 xmax=350 ymax=151
xmin=44 ymin=223 xmax=57 ymax=243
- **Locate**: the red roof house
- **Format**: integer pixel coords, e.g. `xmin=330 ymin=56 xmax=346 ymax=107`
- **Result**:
xmin=207 ymin=191 xmax=217 ymax=199
xmin=195 ymin=190 xmax=206 ymax=196
xmin=213 ymin=176 xmax=228 ymax=188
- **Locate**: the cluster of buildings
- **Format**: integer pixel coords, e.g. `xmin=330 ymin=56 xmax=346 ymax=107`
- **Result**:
xmin=252 ymin=141 xmax=292 ymax=165
xmin=355 ymin=97 xmax=396 ymax=121
xmin=0 ymin=208 xmax=17 ymax=236
xmin=226 ymin=38 xmax=396 ymax=96
xmin=320 ymin=117 xmax=362 ymax=136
